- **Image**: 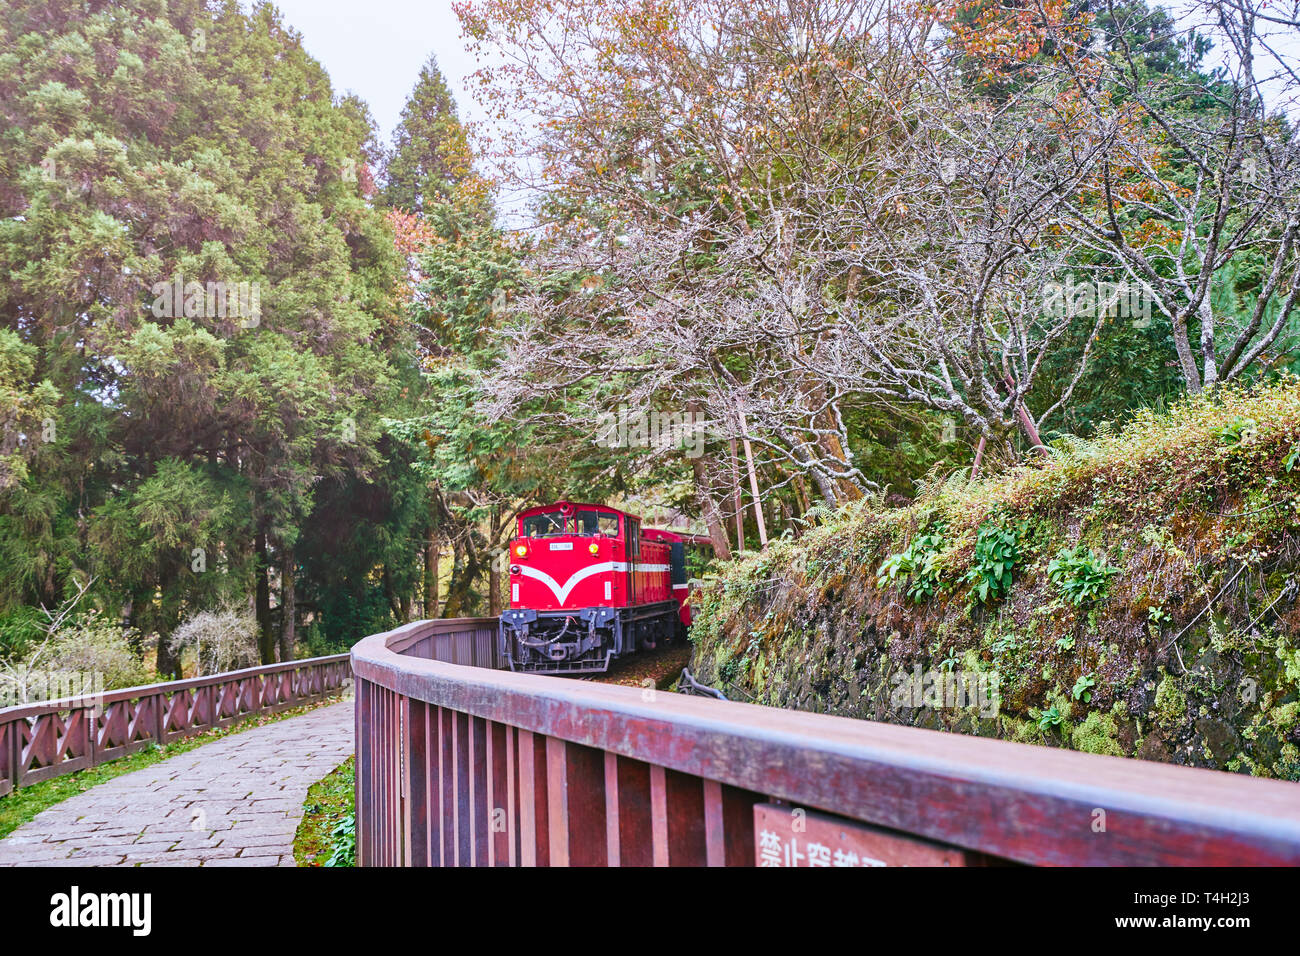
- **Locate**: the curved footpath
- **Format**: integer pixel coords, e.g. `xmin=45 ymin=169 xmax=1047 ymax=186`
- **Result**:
xmin=0 ymin=697 xmax=354 ymax=867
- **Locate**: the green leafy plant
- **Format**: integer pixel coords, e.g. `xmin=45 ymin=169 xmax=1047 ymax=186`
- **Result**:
xmin=1047 ymin=546 xmax=1121 ymax=606
xmin=717 ymin=654 xmax=742 ymax=684
xmin=1147 ymin=605 xmax=1170 ymax=625
xmin=1071 ymin=673 xmax=1096 ymax=703
xmin=963 ymin=524 xmax=1019 ymax=605
xmin=989 ymin=631 xmax=1020 ymax=658
xmin=1055 ymin=634 xmax=1076 ymax=651
xmin=877 ymin=526 xmax=947 ymax=603
xmin=324 ymin=813 xmax=356 ymax=867
xmin=1038 ymin=705 xmax=1064 ymax=730
xmin=1284 ymin=443 xmax=1299 ymax=473
xmin=1219 ymin=416 xmax=1258 ymax=447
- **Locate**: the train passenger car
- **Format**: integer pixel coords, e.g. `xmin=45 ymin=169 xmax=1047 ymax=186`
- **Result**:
xmin=640 ymin=528 xmax=714 ymax=631
xmin=499 ymin=501 xmax=684 ymax=674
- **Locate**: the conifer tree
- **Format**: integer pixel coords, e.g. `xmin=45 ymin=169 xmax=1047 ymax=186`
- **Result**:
xmin=382 ymin=56 xmax=473 ymax=214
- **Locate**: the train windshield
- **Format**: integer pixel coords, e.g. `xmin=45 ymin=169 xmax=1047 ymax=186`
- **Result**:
xmin=522 ymin=511 xmax=567 ymax=537
xmin=575 ymin=510 xmax=619 ymax=536
xmin=521 ymin=509 xmax=621 ymax=537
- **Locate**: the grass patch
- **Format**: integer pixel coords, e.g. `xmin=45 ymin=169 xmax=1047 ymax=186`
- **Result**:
xmin=294 ymin=756 xmax=355 ymax=867
xmin=0 ymin=694 xmax=350 ymax=841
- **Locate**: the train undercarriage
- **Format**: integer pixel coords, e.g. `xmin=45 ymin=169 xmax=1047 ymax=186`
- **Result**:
xmin=500 ymin=600 xmax=681 ymax=674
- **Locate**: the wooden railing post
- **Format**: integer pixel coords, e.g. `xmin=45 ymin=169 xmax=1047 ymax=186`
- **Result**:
xmin=0 ymin=718 xmax=15 ymax=796
xmin=152 ymin=692 xmax=165 ymax=745
xmin=402 ymin=696 xmax=428 ymax=866
xmin=355 ymin=677 xmax=370 ymax=867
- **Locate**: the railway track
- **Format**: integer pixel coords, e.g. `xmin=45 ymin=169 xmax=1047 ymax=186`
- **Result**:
xmin=581 ymin=644 xmax=693 ymax=689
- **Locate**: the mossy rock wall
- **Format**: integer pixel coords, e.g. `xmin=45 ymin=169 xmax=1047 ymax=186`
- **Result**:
xmin=689 ymin=382 xmax=1300 ymax=780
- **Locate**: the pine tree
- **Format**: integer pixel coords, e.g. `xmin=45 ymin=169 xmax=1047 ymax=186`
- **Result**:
xmin=382 ymin=56 xmax=473 ymax=214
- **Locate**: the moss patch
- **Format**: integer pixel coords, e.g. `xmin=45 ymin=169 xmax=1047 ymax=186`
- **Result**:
xmin=1071 ymin=711 xmax=1125 ymax=756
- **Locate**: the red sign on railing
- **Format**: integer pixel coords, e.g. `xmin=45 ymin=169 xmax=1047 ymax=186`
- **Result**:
xmin=753 ymin=803 xmax=981 ymax=867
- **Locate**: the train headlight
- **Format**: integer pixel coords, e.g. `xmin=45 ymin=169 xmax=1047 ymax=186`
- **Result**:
xmin=514 ymin=544 xmax=528 ymax=558
xmin=588 ymin=542 xmax=600 ymax=555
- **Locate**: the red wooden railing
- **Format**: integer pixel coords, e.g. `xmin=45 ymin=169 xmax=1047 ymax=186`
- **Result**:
xmin=352 ymin=618 xmax=1300 ymax=866
xmin=0 ymin=655 xmax=351 ymax=794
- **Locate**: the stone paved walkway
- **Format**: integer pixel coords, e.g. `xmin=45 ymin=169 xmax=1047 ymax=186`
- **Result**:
xmin=0 ymin=697 xmax=354 ymax=867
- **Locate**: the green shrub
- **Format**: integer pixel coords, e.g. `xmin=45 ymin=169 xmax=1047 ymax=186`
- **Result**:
xmin=1218 ymin=416 xmax=1258 ymax=447
xmin=0 ymin=605 xmax=44 ymax=660
xmin=6 ymin=613 xmax=151 ymax=700
xmin=1047 ymin=547 xmax=1121 ymax=606
xmin=877 ymin=526 xmax=946 ymax=602
xmin=325 ymin=813 xmax=356 ymax=867
xmin=964 ymin=524 xmax=1019 ymax=605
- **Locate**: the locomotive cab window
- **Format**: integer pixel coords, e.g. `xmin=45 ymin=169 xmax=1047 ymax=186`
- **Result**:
xmin=575 ymin=510 xmax=619 ymax=537
xmin=522 ymin=511 xmax=567 ymax=537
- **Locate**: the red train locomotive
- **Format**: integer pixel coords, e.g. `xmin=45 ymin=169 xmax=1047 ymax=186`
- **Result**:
xmin=499 ymin=501 xmax=709 ymax=674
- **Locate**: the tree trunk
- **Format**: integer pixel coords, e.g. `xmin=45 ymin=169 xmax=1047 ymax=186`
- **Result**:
xmin=1015 ymin=402 xmax=1047 ymax=455
xmin=382 ymin=564 xmax=406 ymax=623
xmin=155 ymin=566 xmax=183 ymax=680
xmin=442 ymin=538 xmax=467 ymax=618
xmin=122 ymin=593 xmax=142 ymax=655
xmin=806 ymin=460 xmax=842 ymax=510
xmin=736 ymin=407 xmax=769 ymax=548
xmin=489 ymin=556 xmax=501 ymax=615
xmin=424 ymin=525 xmax=439 ymax=618
xmin=1003 ymin=375 xmax=1049 ymax=456
xmin=41 ymin=562 xmax=57 ymax=610
xmin=156 ymin=637 xmax=182 ymax=680
xmin=793 ymin=475 xmax=812 ymax=517
xmin=813 ymin=409 xmax=864 ymax=501
xmin=1172 ymin=311 xmax=1202 ymax=393
xmin=488 ymin=506 xmax=502 ymax=615
xmin=255 ymin=526 xmax=275 ymax=664
xmin=279 ymin=544 xmax=295 ymax=662
xmin=685 ymin=402 xmax=731 ymax=560
xmin=729 ymin=439 xmax=745 ymax=553
xmin=691 ymin=452 xmax=733 ymax=561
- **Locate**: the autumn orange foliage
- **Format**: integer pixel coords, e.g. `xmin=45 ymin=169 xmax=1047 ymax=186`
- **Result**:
xmin=937 ymin=0 xmax=1080 ymax=78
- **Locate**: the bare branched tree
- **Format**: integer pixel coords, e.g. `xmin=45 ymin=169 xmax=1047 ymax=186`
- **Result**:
xmin=462 ymin=0 xmax=1300 ymax=529
xmin=1038 ymin=0 xmax=1300 ymax=391
xmin=0 ymin=576 xmax=95 ymax=704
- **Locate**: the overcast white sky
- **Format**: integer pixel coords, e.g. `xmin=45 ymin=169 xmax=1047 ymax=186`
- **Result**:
xmin=261 ymin=0 xmax=485 ymax=145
